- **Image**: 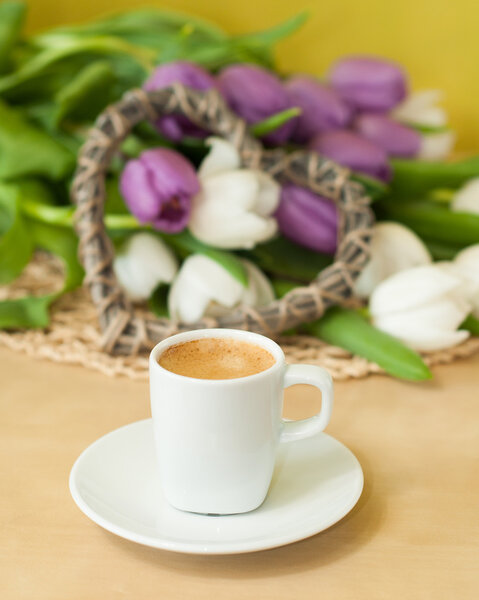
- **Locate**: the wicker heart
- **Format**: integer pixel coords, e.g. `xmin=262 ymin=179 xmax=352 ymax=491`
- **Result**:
xmin=72 ymin=84 xmax=374 ymax=355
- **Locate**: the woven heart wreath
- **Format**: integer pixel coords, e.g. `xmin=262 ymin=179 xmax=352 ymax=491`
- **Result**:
xmin=71 ymin=84 xmax=374 ymax=355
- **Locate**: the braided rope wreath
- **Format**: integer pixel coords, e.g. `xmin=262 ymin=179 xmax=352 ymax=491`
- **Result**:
xmin=71 ymin=84 xmax=375 ymax=355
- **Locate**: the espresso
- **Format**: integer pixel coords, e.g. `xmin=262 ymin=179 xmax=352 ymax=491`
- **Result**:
xmin=158 ymin=338 xmax=275 ymax=380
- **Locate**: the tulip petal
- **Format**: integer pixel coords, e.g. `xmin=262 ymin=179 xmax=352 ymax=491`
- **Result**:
xmin=120 ymin=159 xmax=161 ymax=223
xmin=253 ymin=171 xmax=280 ymax=216
xmin=240 ymin=259 xmax=275 ymax=306
xmin=196 ymin=170 xmax=260 ymax=213
xmin=190 ymin=211 xmax=277 ymax=249
xmin=140 ymin=149 xmax=200 ymax=198
xmin=393 ymin=90 xmax=447 ymax=127
xmin=370 ymin=265 xmax=464 ymax=317
xmin=354 ymin=222 xmax=431 ymax=298
xmin=373 ymin=317 xmax=470 ymax=352
xmin=199 ymin=138 xmax=241 ymax=178
xmin=418 ymin=131 xmax=455 ymax=161
xmin=354 ymin=114 xmax=421 ymax=158
xmin=451 ymin=179 xmax=479 ymax=215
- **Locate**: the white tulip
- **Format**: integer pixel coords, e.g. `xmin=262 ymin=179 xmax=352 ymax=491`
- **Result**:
xmin=354 ymin=222 xmax=431 ymax=298
xmin=393 ymin=90 xmax=455 ymax=160
xmin=370 ymin=265 xmax=471 ymax=352
xmin=113 ymin=233 xmax=178 ymax=301
xmin=451 ymin=178 xmax=479 ymax=215
xmin=188 ymin=137 xmax=280 ymax=249
xmin=452 ymin=245 xmax=479 ymax=317
xmin=168 ymin=254 xmax=275 ymax=323
xmin=393 ymin=90 xmax=447 ymax=128
xmin=417 ymin=130 xmax=455 ymax=161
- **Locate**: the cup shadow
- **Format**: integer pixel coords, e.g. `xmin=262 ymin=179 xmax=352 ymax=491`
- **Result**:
xmin=102 ymin=446 xmax=384 ymax=578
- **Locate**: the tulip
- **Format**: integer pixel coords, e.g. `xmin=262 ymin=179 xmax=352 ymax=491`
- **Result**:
xmin=330 ymin=56 xmax=407 ymax=112
xmin=120 ymin=148 xmax=200 ymax=233
xmin=217 ymin=64 xmax=294 ymax=144
xmin=354 ymin=114 xmax=421 ymax=158
xmin=285 ymin=76 xmax=352 ymax=143
xmin=275 ymin=184 xmax=338 ymax=253
xmin=113 ymin=233 xmax=178 ymax=301
xmin=370 ymin=265 xmax=471 ymax=351
xmin=168 ymin=254 xmax=275 ymax=323
xmin=354 ymin=222 xmax=432 ymax=298
xmin=144 ymin=61 xmax=216 ymax=141
xmin=451 ymin=245 xmax=479 ymax=318
xmin=310 ymin=130 xmax=392 ymax=181
xmin=417 ymin=131 xmax=455 ymax=161
xmin=188 ymin=137 xmax=280 ymax=249
xmin=393 ymin=90 xmax=448 ymax=128
xmin=451 ymin=178 xmax=479 ymax=215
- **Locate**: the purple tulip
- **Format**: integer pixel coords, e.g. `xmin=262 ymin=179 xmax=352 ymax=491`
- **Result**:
xmin=310 ymin=130 xmax=392 ymax=182
xmin=144 ymin=61 xmax=216 ymax=141
xmin=120 ymin=148 xmax=200 ymax=233
xmin=285 ymin=76 xmax=352 ymax=143
xmin=354 ymin=113 xmax=421 ymax=157
xmin=275 ymin=184 xmax=338 ymax=254
xmin=330 ymin=56 xmax=407 ymax=112
xmin=217 ymin=64 xmax=294 ymax=144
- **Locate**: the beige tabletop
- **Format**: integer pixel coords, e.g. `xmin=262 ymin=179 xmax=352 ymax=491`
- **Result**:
xmin=1 ymin=346 xmax=478 ymax=599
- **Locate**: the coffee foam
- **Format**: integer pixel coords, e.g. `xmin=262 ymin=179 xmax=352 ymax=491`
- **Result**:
xmin=158 ymin=338 xmax=275 ymax=380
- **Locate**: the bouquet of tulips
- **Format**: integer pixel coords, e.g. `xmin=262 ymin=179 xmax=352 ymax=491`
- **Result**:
xmin=1 ymin=2 xmax=478 ymax=381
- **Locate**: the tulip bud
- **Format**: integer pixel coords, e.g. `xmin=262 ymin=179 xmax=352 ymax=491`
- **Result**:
xmin=451 ymin=178 xmax=479 ymax=215
xmin=275 ymin=184 xmax=338 ymax=253
xmin=354 ymin=114 xmax=421 ymax=158
xmin=354 ymin=222 xmax=432 ymax=298
xmin=144 ymin=61 xmax=216 ymax=141
xmin=310 ymin=130 xmax=392 ymax=181
xmin=189 ymin=137 xmax=280 ymax=249
xmin=330 ymin=56 xmax=407 ymax=112
xmin=285 ymin=76 xmax=352 ymax=143
xmin=452 ymin=245 xmax=479 ymax=318
xmin=168 ymin=254 xmax=274 ymax=324
xmin=113 ymin=233 xmax=178 ymax=301
xmin=217 ymin=64 xmax=294 ymax=144
xmin=417 ymin=131 xmax=455 ymax=161
xmin=393 ymin=90 xmax=447 ymax=128
xmin=120 ymin=148 xmax=200 ymax=233
xmin=370 ymin=265 xmax=471 ymax=351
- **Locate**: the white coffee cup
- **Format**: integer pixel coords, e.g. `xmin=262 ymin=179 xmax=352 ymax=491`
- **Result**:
xmin=149 ymin=328 xmax=333 ymax=515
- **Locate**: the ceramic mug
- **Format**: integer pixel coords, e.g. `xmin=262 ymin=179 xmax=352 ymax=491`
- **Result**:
xmin=149 ymin=328 xmax=333 ymax=515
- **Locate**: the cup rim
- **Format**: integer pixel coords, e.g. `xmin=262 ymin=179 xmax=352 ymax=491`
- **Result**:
xmin=149 ymin=328 xmax=284 ymax=385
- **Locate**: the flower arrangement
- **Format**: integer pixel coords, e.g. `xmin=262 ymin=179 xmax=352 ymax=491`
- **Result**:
xmin=0 ymin=2 xmax=478 ymax=381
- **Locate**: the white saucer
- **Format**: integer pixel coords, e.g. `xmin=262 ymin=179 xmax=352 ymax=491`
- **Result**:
xmin=70 ymin=419 xmax=363 ymax=555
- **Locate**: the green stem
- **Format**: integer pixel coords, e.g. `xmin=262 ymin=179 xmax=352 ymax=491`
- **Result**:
xmin=20 ymin=199 xmax=142 ymax=230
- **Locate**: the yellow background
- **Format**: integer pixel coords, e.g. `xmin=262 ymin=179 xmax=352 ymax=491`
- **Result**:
xmin=27 ymin=0 xmax=478 ymax=151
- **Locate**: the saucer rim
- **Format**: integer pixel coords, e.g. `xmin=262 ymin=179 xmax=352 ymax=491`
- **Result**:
xmin=69 ymin=418 xmax=364 ymax=555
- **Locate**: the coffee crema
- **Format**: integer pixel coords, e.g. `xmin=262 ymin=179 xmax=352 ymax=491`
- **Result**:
xmin=158 ymin=338 xmax=275 ymax=380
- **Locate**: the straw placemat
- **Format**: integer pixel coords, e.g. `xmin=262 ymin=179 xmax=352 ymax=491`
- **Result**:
xmin=1 ymin=252 xmax=478 ymax=381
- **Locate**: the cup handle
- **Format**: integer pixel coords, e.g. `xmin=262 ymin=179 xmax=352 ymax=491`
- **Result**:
xmin=280 ymin=364 xmax=334 ymax=444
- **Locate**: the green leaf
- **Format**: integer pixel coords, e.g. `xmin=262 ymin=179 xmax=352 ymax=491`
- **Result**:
xmin=244 ymin=236 xmax=332 ymax=283
xmin=26 ymin=219 xmax=83 ymax=291
xmin=251 ymin=107 xmax=301 ymax=138
xmin=148 ymin=283 xmax=169 ymax=318
xmin=54 ymin=60 xmax=116 ymax=125
xmin=0 ymin=294 xmax=53 ymax=329
xmin=304 ymin=307 xmax=432 ymax=381
xmin=461 ymin=314 xmax=479 ymax=336
xmin=0 ymin=99 xmax=74 ymax=179
xmin=162 ymin=230 xmax=249 ymax=286
xmin=391 ymin=156 xmax=479 ymax=196
xmin=408 ymin=123 xmax=450 ymax=134
xmin=351 ymin=172 xmax=389 ymax=201
xmin=0 ymin=1 xmax=26 ymax=74
xmin=0 ymin=182 xmax=33 ymax=284
xmin=236 ymin=12 xmax=308 ymax=47
xmin=422 ymin=238 xmax=464 ymax=260
xmin=376 ymin=200 xmax=479 ymax=246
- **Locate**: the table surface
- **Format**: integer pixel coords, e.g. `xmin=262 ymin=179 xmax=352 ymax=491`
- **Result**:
xmin=1 ymin=347 xmax=478 ymax=599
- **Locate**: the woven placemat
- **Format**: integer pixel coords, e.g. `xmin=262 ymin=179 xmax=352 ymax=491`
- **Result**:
xmin=1 ymin=252 xmax=478 ymax=381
